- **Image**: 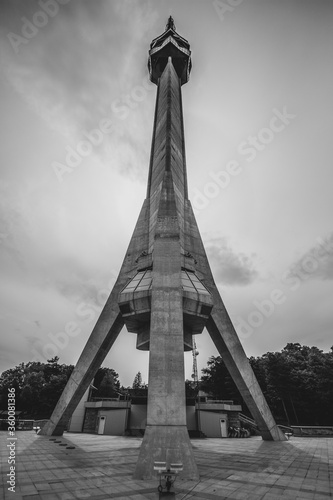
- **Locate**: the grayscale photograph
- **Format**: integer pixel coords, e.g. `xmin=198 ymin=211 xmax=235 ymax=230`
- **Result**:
xmin=0 ymin=1 xmax=332 ymax=499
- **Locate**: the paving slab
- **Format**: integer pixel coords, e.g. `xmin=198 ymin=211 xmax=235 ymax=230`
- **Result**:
xmin=0 ymin=431 xmax=332 ymax=499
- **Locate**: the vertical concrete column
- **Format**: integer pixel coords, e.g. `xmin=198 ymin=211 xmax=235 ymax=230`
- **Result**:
xmin=134 ymin=229 xmax=199 ymax=479
xmin=134 ymin=58 xmax=199 ymax=478
xmin=147 ymin=237 xmax=186 ymax=428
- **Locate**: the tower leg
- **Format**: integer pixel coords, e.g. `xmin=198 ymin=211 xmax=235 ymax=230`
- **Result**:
xmin=185 ymin=201 xmax=286 ymax=441
xmin=207 ymin=309 xmax=286 ymax=441
xmin=40 ymin=201 xmax=150 ymax=436
xmin=39 ymin=302 xmax=124 ymax=435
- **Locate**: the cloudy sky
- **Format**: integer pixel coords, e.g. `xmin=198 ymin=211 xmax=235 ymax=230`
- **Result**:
xmin=0 ymin=0 xmax=332 ymax=387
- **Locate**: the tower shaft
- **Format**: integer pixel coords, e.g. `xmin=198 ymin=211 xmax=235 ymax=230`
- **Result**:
xmin=134 ymin=58 xmax=198 ymax=478
xmin=147 ymin=56 xmax=187 ymax=249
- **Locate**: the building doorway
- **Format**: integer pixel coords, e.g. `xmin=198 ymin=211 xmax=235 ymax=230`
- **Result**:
xmin=98 ymin=415 xmax=106 ymax=435
xmin=220 ymin=418 xmax=228 ymax=437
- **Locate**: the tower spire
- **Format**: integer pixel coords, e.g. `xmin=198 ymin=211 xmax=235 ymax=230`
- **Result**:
xmin=166 ymin=15 xmax=176 ymax=31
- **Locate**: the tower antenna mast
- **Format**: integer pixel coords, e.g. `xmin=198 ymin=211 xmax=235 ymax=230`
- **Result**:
xmin=192 ymin=337 xmax=199 ymax=386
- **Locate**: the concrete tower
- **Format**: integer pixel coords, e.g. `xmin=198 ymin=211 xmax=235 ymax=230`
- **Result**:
xmin=40 ymin=17 xmax=286 ymax=480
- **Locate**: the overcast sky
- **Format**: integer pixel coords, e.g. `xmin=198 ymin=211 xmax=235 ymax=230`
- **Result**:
xmin=0 ymin=0 xmax=332 ymax=387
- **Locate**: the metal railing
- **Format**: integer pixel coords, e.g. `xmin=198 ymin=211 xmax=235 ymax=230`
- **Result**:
xmin=90 ymin=397 xmax=120 ymax=402
xmin=291 ymin=425 xmax=333 ymax=437
xmin=204 ymin=399 xmax=235 ymax=404
xmin=239 ymin=413 xmax=258 ymax=429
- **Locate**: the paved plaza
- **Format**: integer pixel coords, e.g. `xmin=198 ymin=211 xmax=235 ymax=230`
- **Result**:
xmin=0 ymin=431 xmax=332 ymax=499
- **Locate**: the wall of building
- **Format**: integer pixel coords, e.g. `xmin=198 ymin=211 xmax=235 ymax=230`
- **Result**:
xmin=68 ymin=388 xmax=89 ymax=432
xmin=199 ymin=411 xmax=228 ymax=438
xmin=228 ymin=411 xmax=241 ymax=428
xmin=129 ymin=405 xmax=147 ymax=430
xmin=99 ymin=409 xmax=127 ymax=436
xmin=78 ymin=403 xmax=239 ymax=437
xmin=83 ymin=408 xmax=99 ymax=433
xmin=186 ymin=406 xmax=196 ymax=431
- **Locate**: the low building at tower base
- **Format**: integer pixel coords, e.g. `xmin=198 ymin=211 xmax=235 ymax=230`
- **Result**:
xmin=68 ymin=390 xmax=242 ymax=439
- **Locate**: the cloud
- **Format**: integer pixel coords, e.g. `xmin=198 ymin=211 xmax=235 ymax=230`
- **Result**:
xmin=287 ymin=232 xmax=333 ymax=282
xmin=48 ymin=260 xmax=116 ymax=307
xmin=205 ymin=235 xmax=258 ymax=285
xmin=0 ymin=181 xmax=116 ymax=305
xmin=0 ymin=0 xmax=158 ymax=180
xmin=0 ymin=181 xmax=30 ymax=267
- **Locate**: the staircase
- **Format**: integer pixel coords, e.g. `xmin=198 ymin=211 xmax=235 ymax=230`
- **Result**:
xmin=239 ymin=413 xmax=261 ymax=435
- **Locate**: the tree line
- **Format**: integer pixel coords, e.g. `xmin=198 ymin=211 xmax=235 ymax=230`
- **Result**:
xmin=0 ymin=343 xmax=332 ymax=425
xmin=0 ymin=357 xmax=121 ymax=419
xmin=201 ymin=343 xmax=333 ymax=426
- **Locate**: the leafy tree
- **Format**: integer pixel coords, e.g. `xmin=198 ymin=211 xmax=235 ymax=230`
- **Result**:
xmin=0 ymin=357 xmax=74 ymax=418
xmin=132 ymin=371 xmax=143 ymax=389
xmin=249 ymin=343 xmax=333 ymax=425
xmin=185 ymin=379 xmax=198 ymax=399
xmin=93 ymin=368 xmax=120 ymax=399
xmin=200 ymin=356 xmax=242 ymax=404
xmin=201 ymin=344 xmax=333 ymax=426
xmin=129 ymin=371 xmax=148 ymax=397
xmin=0 ymin=360 xmax=125 ymax=416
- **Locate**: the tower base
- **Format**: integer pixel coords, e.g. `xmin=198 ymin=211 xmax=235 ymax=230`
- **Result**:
xmin=133 ymin=425 xmax=199 ymax=480
xmin=39 ymin=420 xmax=65 ymax=436
xmin=261 ymin=424 xmax=287 ymax=441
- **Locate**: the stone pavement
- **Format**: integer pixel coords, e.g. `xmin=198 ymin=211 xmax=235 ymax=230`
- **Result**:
xmin=0 ymin=431 xmax=332 ymax=499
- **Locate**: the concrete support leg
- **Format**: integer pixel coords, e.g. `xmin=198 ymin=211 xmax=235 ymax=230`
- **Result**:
xmin=207 ymin=310 xmax=286 ymax=441
xmin=39 ymin=304 xmax=124 ymax=436
xmin=39 ymin=202 xmax=150 ymax=437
